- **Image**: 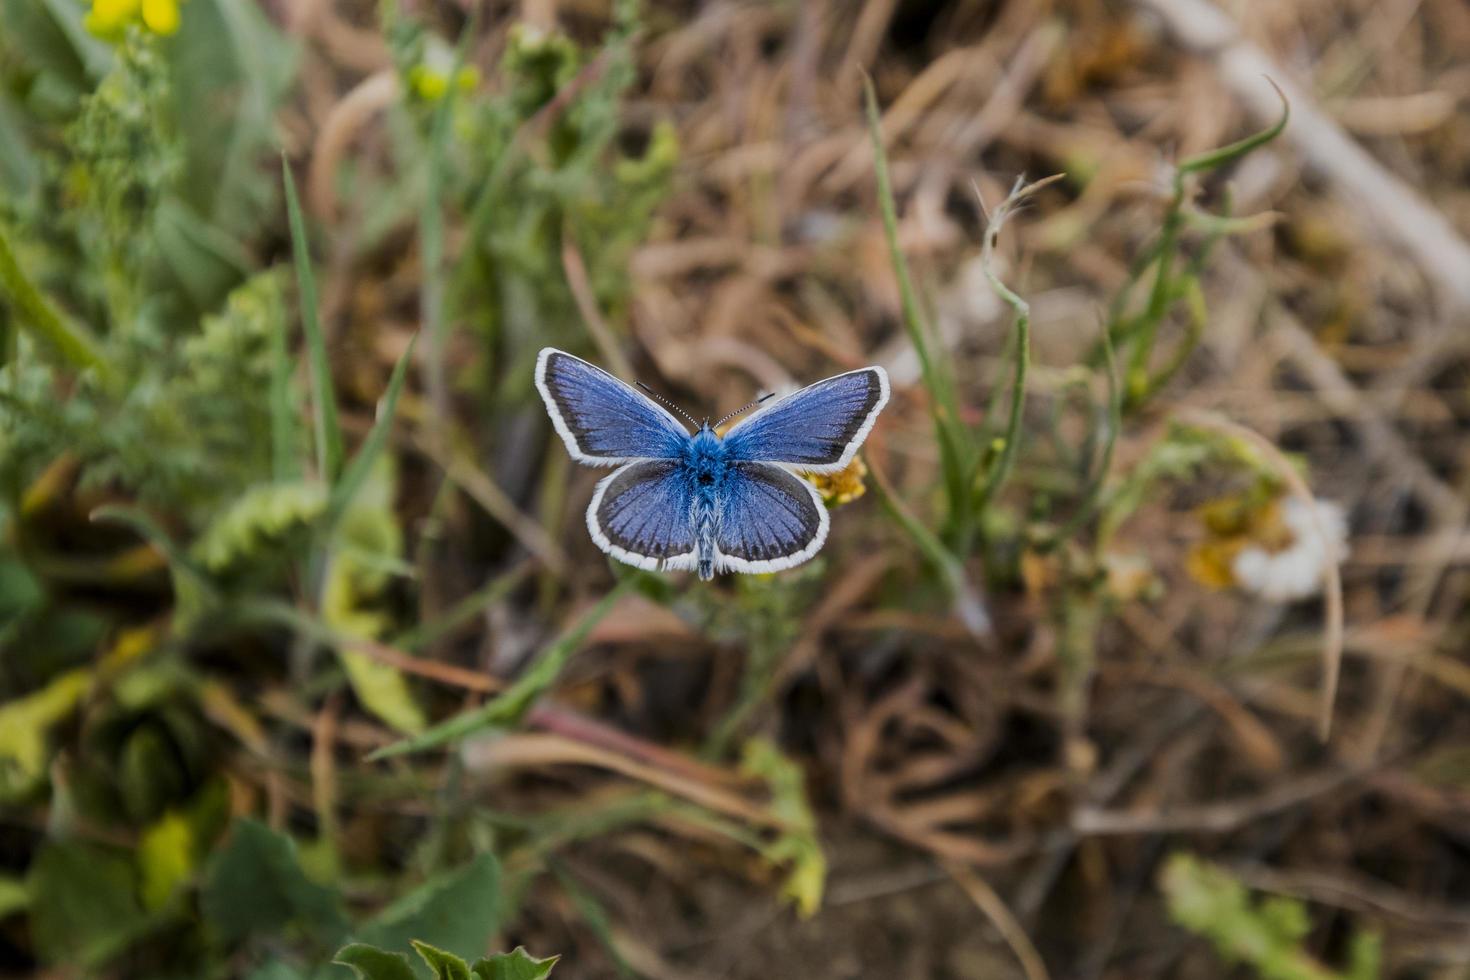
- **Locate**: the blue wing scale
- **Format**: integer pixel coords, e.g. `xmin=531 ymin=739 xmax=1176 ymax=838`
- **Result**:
xmin=588 ymin=461 xmax=697 ymax=568
xmin=722 ymin=367 xmax=889 ymax=473
xmin=712 ymin=463 xmax=829 ymax=573
xmin=536 ymin=349 xmax=689 ymax=464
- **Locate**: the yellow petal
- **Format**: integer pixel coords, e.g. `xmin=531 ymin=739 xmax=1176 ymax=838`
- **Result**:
xmin=141 ymin=0 xmax=181 ymax=35
xmin=85 ymin=0 xmax=137 ymax=42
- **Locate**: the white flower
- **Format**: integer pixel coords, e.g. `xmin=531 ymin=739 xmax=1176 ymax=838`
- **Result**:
xmin=1232 ymin=497 xmax=1348 ymax=602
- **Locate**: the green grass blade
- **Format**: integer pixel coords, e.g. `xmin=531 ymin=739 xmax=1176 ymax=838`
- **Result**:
xmin=268 ymin=270 xmax=298 ymax=481
xmin=1049 ymin=318 xmax=1120 ymax=545
xmin=393 ymin=561 xmax=533 ymax=652
xmin=868 ymin=457 xmax=990 ymax=636
xmin=1178 ymin=81 xmax=1289 ymax=177
xmin=367 ymin=578 xmax=635 ymax=760
xmin=282 ymin=157 xmax=344 ymax=482
xmin=975 ymin=268 xmax=1029 ymax=510
xmin=863 ymin=76 xmax=973 ymax=535
xmin=0 ymin=228 xmax=111 ymax=380
xmin=421 ymin=12 xmax=477 ymax=430
xmin=326 ymin=333 xmax=417 ymax=526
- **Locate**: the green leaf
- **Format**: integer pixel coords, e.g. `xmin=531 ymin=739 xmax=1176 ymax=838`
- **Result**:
xmin=740 ymin=739 xmax=826 ymax=918
xmin=201 ymin=819 xmax=348 ymax=946
xmin=334 ymin=943 xmax=421 ymax=980
xmin=0 ymin=874 xmax=29 ymax=919
xmin=0 ymin=226 xmax=109 ymax=378
xmin=138 ymin=809 xmax=195 ymax=910
xmin=191 ymin=481 xmax=327 ymax=573
xmin=27 ymin=840 xmax=150 ymax=966
xmin=411 ymin=941 xmax=471 ymax=980
xmin=470 ymin=948 xmax=559 ymax=980
xmin=321 ymin=458 xmax=425 ymax=735
xmin=357 ymin=852 xmax=500 ymax=966
xmin=0 ymin=669 xmax=89 ymax=801
xmin=282 ymin=158 xmax=343 ymax=482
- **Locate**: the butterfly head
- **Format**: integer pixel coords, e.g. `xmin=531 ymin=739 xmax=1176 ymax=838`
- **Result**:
xmin=683 ymin=426 xmax=728 ymax=489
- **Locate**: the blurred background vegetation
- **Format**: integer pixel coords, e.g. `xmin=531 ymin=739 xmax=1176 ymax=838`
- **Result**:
xmin=3 ymin=0 xmax=1470 ymax=977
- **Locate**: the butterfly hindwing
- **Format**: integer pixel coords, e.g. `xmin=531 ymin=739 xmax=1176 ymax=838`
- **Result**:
xmin=711 ymin=462 xmax=829 ymax=573
xmin=536 ymin=349 xmax=690 ymax=465
xmin=588 ymin=460 xmax=697 ymax=569
xmin=722 ymin=367 xmax=889 ymax=473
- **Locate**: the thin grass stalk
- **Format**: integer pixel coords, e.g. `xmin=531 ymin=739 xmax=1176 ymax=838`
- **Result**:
xmin=863 ymin=76 xmax=974 ymax=543
xmin=282 ymin=159 xmax=344 ymax=482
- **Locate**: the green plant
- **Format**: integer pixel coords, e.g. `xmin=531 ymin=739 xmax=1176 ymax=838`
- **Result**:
xmin=1162 ymin=853 xmax=1381 ymax=980
xmin=336 ymin=940 xmax=558 ymax=980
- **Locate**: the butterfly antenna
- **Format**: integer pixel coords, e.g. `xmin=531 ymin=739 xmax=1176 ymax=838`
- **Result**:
xmin=636 ymin=381 xmax=701 ymax=428
xmin=714 ymin=391 xmax=775 ymax=429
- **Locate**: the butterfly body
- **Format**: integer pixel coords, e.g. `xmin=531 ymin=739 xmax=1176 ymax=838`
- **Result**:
xmin=536 ymin=348 xmax=889 ymax=580
xmin=680 ymin=426 xmax=728 ymax=580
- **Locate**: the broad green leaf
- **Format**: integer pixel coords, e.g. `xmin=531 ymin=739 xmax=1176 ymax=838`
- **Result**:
xmin=334 ymin=943 xmax=420 ymax=980
xmin=411 ymin=941 xmax=471 ymax=980
xmin=358 ymin=852 xmax=500 ymax=967
xmin=138 ymin=809 xmax=194 ymax=910
xmin=0 ymin=875 xmax=28 ymax=918
xmin=27 ymin=839 xmax=149 ymax=966
xmin=471 ymin=947 xmax=559 ymax=980
xmin=0 ymin=555 xmax=43 ymax=623
xmin=321 ymin=457 xmax=425 ymax=735
xmin=0 ymin=669 xmax=89 ymax=801
xmin=201 ymin=819 xmax=348 ymax=945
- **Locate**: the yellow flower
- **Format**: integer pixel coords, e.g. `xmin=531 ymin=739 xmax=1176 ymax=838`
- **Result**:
xmin=1187 ymin=492 xmax=1348 ymax=601
xmin=803 ymin=456 xmax=868 ymax=506
xmin=141 ymin=0 xmax=181 ymax=35
xmin=84 ymin=0 xmax=140 ymax=38
xmin=85 ymin=0 xmax=184 ymax=39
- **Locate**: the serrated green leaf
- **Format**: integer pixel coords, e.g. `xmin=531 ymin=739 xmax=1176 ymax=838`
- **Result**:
xmin=411 ymin=941 xmax=471 ymax=980
xmin=191 ymin=481 xmax=327 ymax=573
xmin=470 ymin=947 xmax=559 ymax=980
xmin=201 ymin=819 xmax=348 ymax=946
xmin=357 ymin=852 xmax=500 ymax=966
xmin=334 ymin=943 xmax=421 ymax=980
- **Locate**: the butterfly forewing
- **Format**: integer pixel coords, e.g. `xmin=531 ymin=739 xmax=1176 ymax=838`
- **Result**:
xmin=536 ymin=349 xmax=690 ymax=465
xmin=713 ymin=463 xmax=829 ymax=572
xmin=722 ymin=367 xmax=889 ymax=473
xmin=589 ymin=460 xmax=697 ymax=568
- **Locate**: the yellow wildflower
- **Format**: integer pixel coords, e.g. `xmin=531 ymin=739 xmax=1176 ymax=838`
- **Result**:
xmin=141 ymin=0 xmax=181 ymax=35
xmin=804 ymin=456 xmax=868 ymax=506
xmin=85 ymin=0 xmax=186 ymax=38
xmin=84 ymin=0 xmax=140 ymax=38
xmin=85 ymin=0 xmax=184 ymax=39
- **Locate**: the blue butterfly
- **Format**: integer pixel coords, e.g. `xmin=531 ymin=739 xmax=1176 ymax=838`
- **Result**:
xmin=535 ymin=348 xmax=890 ymax=580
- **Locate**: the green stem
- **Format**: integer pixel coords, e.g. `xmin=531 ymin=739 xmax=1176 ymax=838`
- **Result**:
xmin=0 ymin=229 xmax=111 ymax=380
xmin=368 ymin=577 xmax=635 ymax=760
